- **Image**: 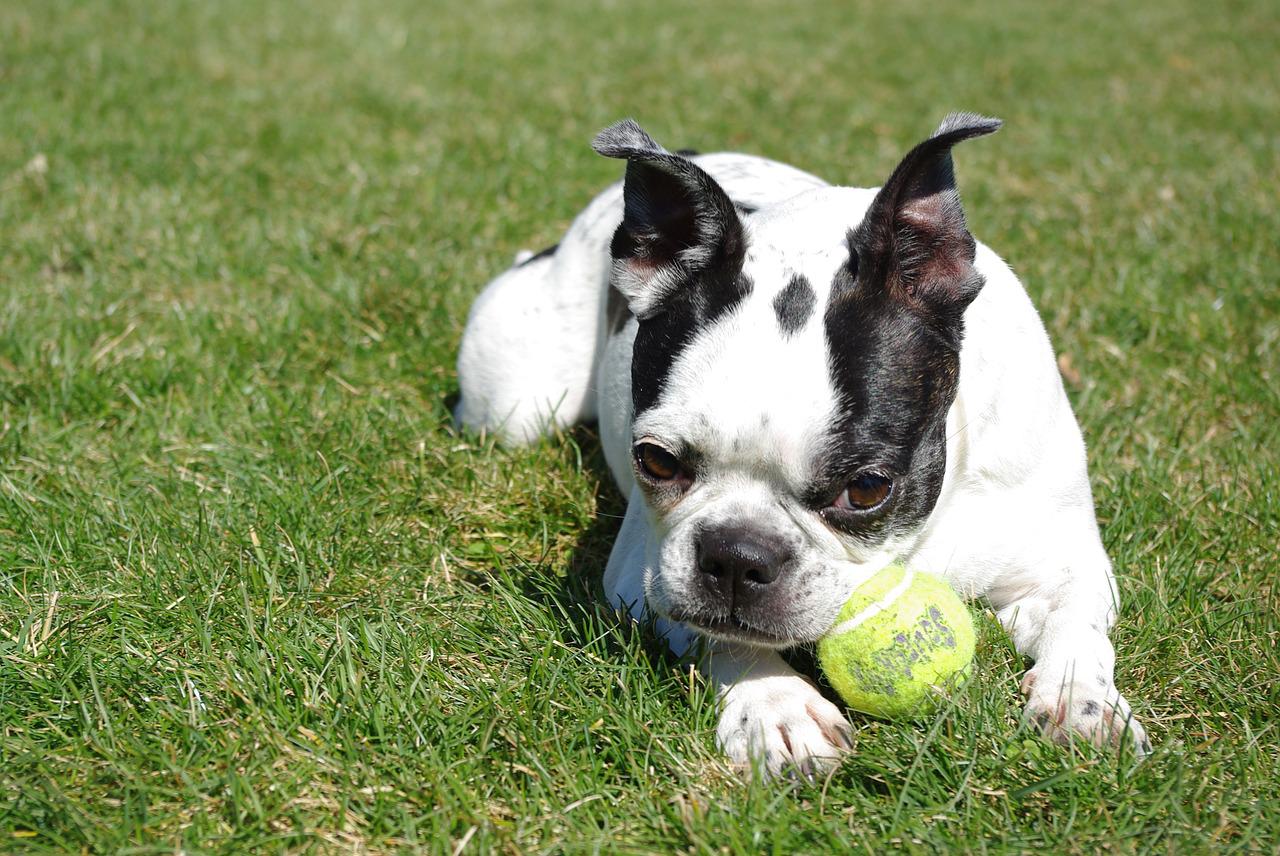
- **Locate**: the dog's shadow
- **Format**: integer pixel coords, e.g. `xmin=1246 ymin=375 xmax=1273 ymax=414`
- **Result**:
xmin=515 ymin=425 xmax=679 ymax=665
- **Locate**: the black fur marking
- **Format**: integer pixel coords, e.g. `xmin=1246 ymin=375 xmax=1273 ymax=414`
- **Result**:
xmin=1081 ymin=701 xmax=1101 ymax=716
xmin=810 ymin=258 xmax=958 ymax=541
xmin=631 ymin=272 xmax=752 ymax=414
xmin=773 ymin=274 xmax=816 ymax=335
xmin=812 ymin=115 xmax=1000 ymax=543
xmin=517 ymin=243 xmax=558 ymax=266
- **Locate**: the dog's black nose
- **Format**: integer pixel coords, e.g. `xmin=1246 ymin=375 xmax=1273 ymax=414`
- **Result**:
xmin=696 ymin=525 xmax=792 ymax=605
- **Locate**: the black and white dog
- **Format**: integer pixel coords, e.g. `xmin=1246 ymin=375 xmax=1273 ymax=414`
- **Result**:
xmin=455 ymin=115 xmax=1150 ymax=776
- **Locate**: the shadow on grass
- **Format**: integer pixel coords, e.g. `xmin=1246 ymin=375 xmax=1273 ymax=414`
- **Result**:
xmin=512 ymin=424 xmax=690 ymax=667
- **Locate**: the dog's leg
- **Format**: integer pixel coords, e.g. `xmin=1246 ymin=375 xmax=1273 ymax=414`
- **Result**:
xmin=986 ymin=543 xmax=1151 ymax=755
xmin=604 ymin=495 xmax=850 ymax=778
xmin=455 ymin=251 xmax=601 ymax=445
xmin=457 ymin=181 xmax=631 ymax=446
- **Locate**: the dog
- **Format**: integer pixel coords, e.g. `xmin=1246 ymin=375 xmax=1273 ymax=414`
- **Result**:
xmin=455 ymin=114 xmax=1150 ymax=777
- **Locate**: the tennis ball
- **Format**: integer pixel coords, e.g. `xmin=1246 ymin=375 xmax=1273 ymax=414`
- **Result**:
xmin=817 ymin=563 xmax=974 ymax=719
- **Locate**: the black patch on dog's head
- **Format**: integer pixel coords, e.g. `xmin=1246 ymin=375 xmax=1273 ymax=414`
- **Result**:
xmin=629 ymin=271 xmax=753 ymax=414
xmin=817 ymin=113 xmax=1001 ymax=540
xmin=773 ymin=274 xmax=816 ymax=336
xmin=594 ymin=119 xmax=750 ymax=415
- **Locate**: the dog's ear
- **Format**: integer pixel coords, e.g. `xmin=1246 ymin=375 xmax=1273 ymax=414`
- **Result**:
xmin=848 ymin=112 xmax=1001 ymax=317
xmin=593 ymin=119 xmax=745 ymax=318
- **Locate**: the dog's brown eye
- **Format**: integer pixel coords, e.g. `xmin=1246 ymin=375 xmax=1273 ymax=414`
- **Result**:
xmin=635 ymin=442 xmax=682 ymax=482
xmin=834 ymin=472 xmax=893 ymax=511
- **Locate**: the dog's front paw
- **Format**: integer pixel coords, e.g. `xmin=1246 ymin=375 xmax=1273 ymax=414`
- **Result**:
xmin=1021 ymin=667 xmax=1151 ymax=756
xmin=716 ymin=673 xmax=852 ymax=779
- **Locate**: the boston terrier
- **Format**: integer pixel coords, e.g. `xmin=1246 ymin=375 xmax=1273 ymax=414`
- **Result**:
xmin=455 ymin=114 xmax=1150 ymax=777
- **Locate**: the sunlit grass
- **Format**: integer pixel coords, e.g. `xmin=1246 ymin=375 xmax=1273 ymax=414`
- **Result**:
xmin=1 ymin=0 xmax=1277 ymax=851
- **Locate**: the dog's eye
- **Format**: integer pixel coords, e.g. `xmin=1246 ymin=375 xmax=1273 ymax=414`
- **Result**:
xmin=635 ymin=442 xmax=683 ymax=482
xmin=833 ymin=472 xmax=892 ymax=511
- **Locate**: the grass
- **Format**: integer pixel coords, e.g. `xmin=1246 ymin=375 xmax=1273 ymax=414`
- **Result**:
xmin=1 ymin=0 xmax=1277 ymax=851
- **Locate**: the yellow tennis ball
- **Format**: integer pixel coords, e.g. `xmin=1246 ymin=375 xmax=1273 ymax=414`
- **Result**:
xmin=817 ymin=563 xmax=974 ymax=719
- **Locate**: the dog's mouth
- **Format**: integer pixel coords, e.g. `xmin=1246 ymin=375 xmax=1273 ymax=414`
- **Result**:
xmin=668 ymin=610 xmax=797 ymax=648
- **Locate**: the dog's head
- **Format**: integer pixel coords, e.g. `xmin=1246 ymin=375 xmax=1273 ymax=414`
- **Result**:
xmin=594 ymin=115 xmax=1000 ymax=648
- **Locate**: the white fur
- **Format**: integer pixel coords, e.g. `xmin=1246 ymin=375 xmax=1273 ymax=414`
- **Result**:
xmin=456 ymin=151 xmax=1149 ymax=775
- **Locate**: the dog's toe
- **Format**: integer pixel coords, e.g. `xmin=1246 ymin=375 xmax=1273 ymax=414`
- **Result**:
xmin=1022 ymin=671 xmax=1150 ymax=757
xmin=717 ymin=674 xmax=851 ymax=780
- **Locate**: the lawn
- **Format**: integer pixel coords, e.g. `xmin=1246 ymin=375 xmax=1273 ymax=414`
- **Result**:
xmin=1 ymin=0 xmax=1278 ymax=852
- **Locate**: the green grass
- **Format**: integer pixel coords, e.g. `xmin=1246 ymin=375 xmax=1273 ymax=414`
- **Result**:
xmin=1 ymin=0 xmax=1278 ymax=851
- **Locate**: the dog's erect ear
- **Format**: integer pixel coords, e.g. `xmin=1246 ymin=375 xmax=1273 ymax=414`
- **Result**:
xmin=848 ymin=112 xmax=1001 ymax=316
xmin=593 ymin=119 xmax=745 ymax=318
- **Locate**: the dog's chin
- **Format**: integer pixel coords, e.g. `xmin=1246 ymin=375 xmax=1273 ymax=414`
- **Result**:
xmin=667 ymin=611 xmax=801 ymax=649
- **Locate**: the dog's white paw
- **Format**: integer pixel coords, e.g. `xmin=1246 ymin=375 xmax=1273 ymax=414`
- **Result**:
xmin=1021 ymin=667 xmax=1151 ymax=756
xmin=716 ymin=673 xmax=852 ymax=779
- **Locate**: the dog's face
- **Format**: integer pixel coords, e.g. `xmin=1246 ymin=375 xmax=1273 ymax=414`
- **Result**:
xmin=593 ymin=116 xmax=1000 ymax=648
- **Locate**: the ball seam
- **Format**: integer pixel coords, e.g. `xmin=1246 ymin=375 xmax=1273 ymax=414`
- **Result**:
xmin=826 ymin=566 xmax=917 ymax=638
